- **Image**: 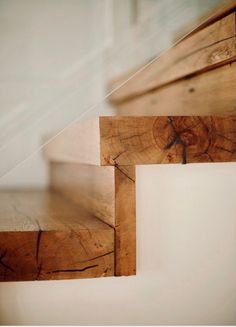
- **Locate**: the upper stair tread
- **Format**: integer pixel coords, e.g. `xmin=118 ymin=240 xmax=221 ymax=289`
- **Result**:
xmin=108 ymin=3 xmax=236 ymax=104
xmin=44 ymin=116 xmax=236 ymax=166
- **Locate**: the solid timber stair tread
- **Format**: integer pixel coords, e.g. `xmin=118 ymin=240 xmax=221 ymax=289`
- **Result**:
xmin=0 ymin=190 xmax=114 ymax=281
xmin=108 ymin=3 xmax=236 ymax=104
xmin=107 ymin=4 xmax=236 ymax=117
xmin=44 ymin=116 xmax=236 ymax=166
xmin=0 ymin=190 xmax=113 ymax=231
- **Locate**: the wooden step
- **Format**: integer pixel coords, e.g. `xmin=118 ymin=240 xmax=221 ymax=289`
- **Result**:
xmin=116 ymin=62 xmax=236 ymax=116
xmin=108 ymin=5 xmax=236 ymax=117
xmin=108 ymin=4 xmax=236 ymax=105
xmin=50 ymin=163 xmax=136 ymax=277
xmin=44 ymin=114 xmax=236 ymax=280
xmin=0 ymin=190 xmax=114 ymax=281
xmin=173 ymin=1 xmax=236 ymax=42
xmin=44 ymin=116 xmax=236 ymax=166
xmin=42 ymin=4 xmax=236 ymax=282
xmin=116 ymin=63 xmax=236 ymax=116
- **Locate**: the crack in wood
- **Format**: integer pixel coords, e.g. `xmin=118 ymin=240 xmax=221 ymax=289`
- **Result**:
xmin=105 ymin=134 xmax=120 ymax=140
xmin=215 ymin=145 xmax=235 ymax=153
xmin=35 ymin=219 xmax=43 ymax=279
xmin=120 ymin=131 xmax=149 ymax=142
xmin=0 ymin=250 xmax=15 ymax=273
xmin=115 ymin=165 xmax=135 ymax=183
xmin=166 ymin=117 xmax=187 ymax=164
xmin=72 ymin=251 xmax=114 ymax=266
xmin=85 ymin=251 xmax=114 ymax=262
xmin=46 ymin=264 xmax=99 ymax=274
xmin=100 ymin=268 xmax=108 ymax=277
xmin=70 ymin=229 xmax=90 ymax=256
xmin=111 ymin=150 xmax=127 ymax=164
xmin=216 ymin=133 xmax=236 ymax=144
xmin=35 ymin=219 xmax=42 ymax=264
xmin=112 ymin=40 xmax=236 ymax=105
xmin=36 ymin=262 xmax=42 ymax=280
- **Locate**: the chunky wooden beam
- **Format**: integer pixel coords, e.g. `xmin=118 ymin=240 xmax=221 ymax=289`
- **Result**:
xmin=0 ymin=190 xmax=114 ymax=281
xmin=115 ymin=63 xmax=236 ymax=116
xmin=50 ymin=162 xmax=136 ymax=276
xmin=108 ymin=11 xmax=236 ymax=104
xmin=114 ymin=165 xmax=136 ymax=276
xmin=44 ymin=116 xmax=236 ymax=166
xmin=101 ymin=116 xmax=236 ymax=165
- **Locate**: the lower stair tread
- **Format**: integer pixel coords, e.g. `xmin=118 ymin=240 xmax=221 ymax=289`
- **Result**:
xmin=0 ymin=190 xmax=114 ymax=281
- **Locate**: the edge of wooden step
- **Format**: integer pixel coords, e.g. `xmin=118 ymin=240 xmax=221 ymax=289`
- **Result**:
xmin=43 ymin=116 xmax=236 ymax=166
xmin=107 ymin=5 xmax=236 ymax=104
xmin=0 ymin=189 xmax=114 ymax=281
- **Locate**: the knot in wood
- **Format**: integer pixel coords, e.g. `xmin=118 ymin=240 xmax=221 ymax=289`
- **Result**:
xmin=152 ymin=117 xmax=212 ymax=163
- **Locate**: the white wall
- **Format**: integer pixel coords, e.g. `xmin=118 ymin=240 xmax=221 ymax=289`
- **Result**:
xmin=0 ymin=0 xmax=112 ymax=187
xmin=0 ymin=163 xmax=236 ymax=325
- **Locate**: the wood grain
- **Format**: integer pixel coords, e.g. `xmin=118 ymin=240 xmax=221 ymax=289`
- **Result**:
xmin=49 ymin=163 xmax=136 ymax=276
xmin=116 ymin=63 xmax=236 ymax=116
xmin=181 ymin=0 xmax=236 ymax=40
xmin=108 ymin=12 xmax=236 ymax=104
xmin=100 ymin=116 xmax=236 ymax=165
xmin=44 ymin=116 xmax=236 ymax=166
xmin=50 ymin=163 xmax=115 ymax=227
xmin=0 ymin=190 xmax=114 ymax=281
xmin=115 ymin=166 xmax=136 ymax=276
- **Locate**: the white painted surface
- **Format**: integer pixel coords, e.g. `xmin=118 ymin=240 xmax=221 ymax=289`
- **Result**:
xmin=0 ymin=163 xmax=236 ymax=325
xmin=0 ymin=0 xmax=112 ymax=185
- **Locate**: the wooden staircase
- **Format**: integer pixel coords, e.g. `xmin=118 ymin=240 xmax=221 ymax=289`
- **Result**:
xmin=0 ymin=2 xmax=236 ymax=282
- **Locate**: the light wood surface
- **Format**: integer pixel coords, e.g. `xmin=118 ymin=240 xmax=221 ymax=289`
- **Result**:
xmin=115 ymin=166 xmax=136 ymax=276
xmin=50 ymin=163 xmax=115 ymax=227
xmin=100 ymin=116 xmax=236 ymax=165
xmin=0 ymin=190 xmax=114 ymax=281
xmin=108 ymin=12 xmax=236 ymax=104
xmin=44 ymin=116 xmax=236 ymax=166
xmin=116 ymin=63 xmax=236 ymax=116
xmin=181 ymin=0 xmax=236 ymax=40
xmin=50 ymin=163 xmax=136 ymax=276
